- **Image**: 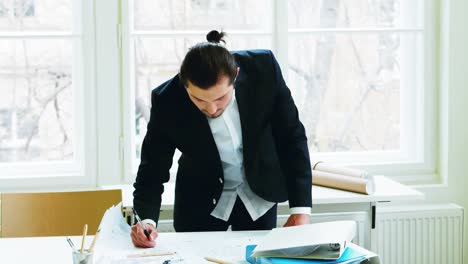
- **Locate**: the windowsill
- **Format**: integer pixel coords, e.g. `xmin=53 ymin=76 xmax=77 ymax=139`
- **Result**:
xmin=104 ymin=175 xmax=425 ymax=211
xmin=124 ymin=168 xmax=444 ymax=185
xmin=0 ymin=170 xmax=447 ymax=194
xmin=0 ymin=174 xmax=95 ymax=193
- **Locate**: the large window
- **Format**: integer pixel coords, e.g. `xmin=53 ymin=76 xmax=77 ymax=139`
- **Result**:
xmin=0 ymin=0 xmax=86 ymax=180
xmin=125 ymin=0 xmax=434 ymax=182
xmin=0 ymin=0 xmax=436 ymax=187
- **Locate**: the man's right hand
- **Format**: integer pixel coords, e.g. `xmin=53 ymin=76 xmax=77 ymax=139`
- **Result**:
xmin=131 ymin=224 xmax=158 ymax=248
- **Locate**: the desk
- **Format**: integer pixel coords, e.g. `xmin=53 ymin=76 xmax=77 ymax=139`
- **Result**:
xmin=105 ymin=176 xmax=424 ymax=250
xmin=0 ymin=231 xmax=378 ymax=263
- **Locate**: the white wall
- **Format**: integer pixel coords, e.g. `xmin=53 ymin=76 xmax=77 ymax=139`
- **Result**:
xmin=413 ymin=0 xmax=468 ymax=260
xmin=445 ymin=0 xmax=468 ymax=258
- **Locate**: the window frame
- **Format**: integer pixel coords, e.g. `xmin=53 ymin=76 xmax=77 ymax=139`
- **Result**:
xmin=0 ymin=0 xmax=97 ymax=190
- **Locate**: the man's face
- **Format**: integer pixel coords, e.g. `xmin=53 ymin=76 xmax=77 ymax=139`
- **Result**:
xmin=186 ymin=72 xmax=237 ymax=119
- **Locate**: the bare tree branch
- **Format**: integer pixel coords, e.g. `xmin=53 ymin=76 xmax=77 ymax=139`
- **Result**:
xmin=330 ymin=1 xmax=398 ymax=151
xmin=135 ymin=97 xmax=150 ymax=122
xmin=53 ymin=96 xmax=68 ymax=145
xmin=295 ymin=0 xmax=341 ymax=152
xmin=289 ymin=65 xmax=315 ymax=84
xmin=24 ymin=74 xmax=71 ymax=152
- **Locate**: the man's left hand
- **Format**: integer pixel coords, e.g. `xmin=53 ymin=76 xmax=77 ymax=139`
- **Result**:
xmin=283 ymin=214 xmax=310 ymax=227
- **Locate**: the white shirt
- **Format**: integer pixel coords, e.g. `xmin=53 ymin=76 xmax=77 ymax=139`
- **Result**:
xmin=208 ymin=92 xmax=310 ymax=221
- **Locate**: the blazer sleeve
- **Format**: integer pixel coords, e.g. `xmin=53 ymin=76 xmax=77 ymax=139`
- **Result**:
xmin=268 ymin=51 xmax=313 ymax=208
xmin=133 ymin=90 xmax=176 ymax=225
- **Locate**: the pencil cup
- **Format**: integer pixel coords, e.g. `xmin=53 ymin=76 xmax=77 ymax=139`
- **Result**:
xmin=72 ymin=249 xmax=94 ymax=264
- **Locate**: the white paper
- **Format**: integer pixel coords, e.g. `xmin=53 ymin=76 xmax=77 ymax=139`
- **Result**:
xmin=90 ymin=203 xmax=263 ymax=263
xmin=92 ymin=203 xmax=183 ymax=264
xmin=94 ymin=202 xmax=132 ymax=253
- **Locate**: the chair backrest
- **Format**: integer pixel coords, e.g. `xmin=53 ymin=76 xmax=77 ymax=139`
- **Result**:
xmin=0 ymin=189 xmax=122 ymax=238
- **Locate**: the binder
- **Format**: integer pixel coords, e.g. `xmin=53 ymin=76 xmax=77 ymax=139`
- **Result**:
xmin=246 ymin=244 xmax=374 ymax=264
xmin=251 ymin=221 xmax=356 ymax=260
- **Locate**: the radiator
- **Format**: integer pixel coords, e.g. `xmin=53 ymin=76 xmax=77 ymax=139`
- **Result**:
xmin=374 ymin=203 xmax=464 ymax=264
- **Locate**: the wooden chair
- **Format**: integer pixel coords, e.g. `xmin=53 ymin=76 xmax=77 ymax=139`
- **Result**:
xmin=0 ymin=189 xmax=122 ymax=238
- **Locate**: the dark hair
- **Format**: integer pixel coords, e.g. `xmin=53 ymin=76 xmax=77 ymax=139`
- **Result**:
xmin=179 ymin=30 xmax=237 ymax=89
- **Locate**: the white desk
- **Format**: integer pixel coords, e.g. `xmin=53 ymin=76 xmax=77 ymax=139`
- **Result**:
xmin=0 ymin=231 xmax=379 ymax=264
xmin=105 ymin=176 xmax=424 ymax=250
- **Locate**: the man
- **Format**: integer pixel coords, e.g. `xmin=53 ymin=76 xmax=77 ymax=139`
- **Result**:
xmin=131 ymin=31 xmax=312 ymax=248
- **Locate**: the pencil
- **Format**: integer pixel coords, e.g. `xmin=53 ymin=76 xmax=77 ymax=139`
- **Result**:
xmin=204 ymin=256 xmax=233 ymax=264
xmin=127 ymin=251 xmax=176 ymax=258
xmin=88 ymin=228 xmax=100 ymax=252
xmin=80 ymin=224 xmax=88 ymax=253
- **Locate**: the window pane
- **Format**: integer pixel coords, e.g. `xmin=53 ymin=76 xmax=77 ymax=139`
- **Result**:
xmin=133 ymin=0 xmax=273 ymax=31
xmin=0 ymin=39 xmax=73 ymax=162
xmin=133 ymin=35 xmax=272 ymax=161
xmin=288 ymin=33 xmax=421 ymax=153
xmin=0 ymin=0 xmax=73 ymax=31
xmin=288 ymin=0 xmax=423 ymax=29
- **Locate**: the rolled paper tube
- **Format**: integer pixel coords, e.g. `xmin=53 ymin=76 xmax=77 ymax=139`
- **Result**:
xmin=312 ymin=170 xmax=375 ymax=195
xmin=312 ymin=161 xmax=369 ymax=179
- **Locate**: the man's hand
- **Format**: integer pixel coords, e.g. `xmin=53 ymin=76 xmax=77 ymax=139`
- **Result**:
xmin=131 ymin=224 xmax=158 ymax=248
xmin=283 ymin=214 xmax=310 ymax=227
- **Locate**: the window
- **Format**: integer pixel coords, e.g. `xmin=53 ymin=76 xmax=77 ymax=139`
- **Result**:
xmin=286 ymin=1 xmax=431 ymax=169
xmin=0 ymin=0 xmax=436 ymax=187
xmin=0 ymin=0 xmax=90 ymax=183
xmin=124 ymin=0 xmax=436 ymax=182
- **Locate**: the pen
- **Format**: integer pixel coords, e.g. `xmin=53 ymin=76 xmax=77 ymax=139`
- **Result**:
xmin=132 ymin=208 xmax=151 ymax=240
xmin=66 ymin=236 xmax=76 ymax=251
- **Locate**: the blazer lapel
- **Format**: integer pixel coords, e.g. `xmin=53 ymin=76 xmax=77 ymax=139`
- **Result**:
xmin=178 ymin=83 xmax=223 ymax=174
xmin=235 ymin=69 xmax=256 ymax=162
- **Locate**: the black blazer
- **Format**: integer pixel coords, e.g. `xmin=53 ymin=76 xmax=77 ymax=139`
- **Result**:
xmin=133 ymin=49 xmax=312 ymax=229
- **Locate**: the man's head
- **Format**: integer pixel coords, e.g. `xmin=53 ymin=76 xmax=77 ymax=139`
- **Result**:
xmin=180 ymin=30 xmax=239 ymax=118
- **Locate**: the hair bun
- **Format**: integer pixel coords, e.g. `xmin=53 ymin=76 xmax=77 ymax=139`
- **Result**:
xmin=206 ymin=30 xmax=226 ymax=44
